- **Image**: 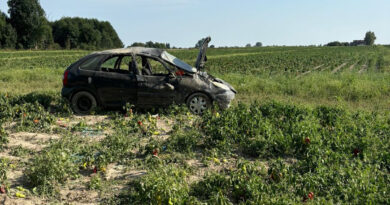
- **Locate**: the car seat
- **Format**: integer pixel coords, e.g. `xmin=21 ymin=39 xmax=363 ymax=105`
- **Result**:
xmin=142 ymin=68 xmax=152 ymax=75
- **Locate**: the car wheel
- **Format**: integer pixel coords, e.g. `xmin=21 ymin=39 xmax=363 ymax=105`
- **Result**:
xmin=187 ymin=93 xmax=211 ymax=115
xmin=71 ymin=91 xmax=97 ymax=115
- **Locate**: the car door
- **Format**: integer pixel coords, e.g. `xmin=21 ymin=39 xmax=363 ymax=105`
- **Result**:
xmin=136 ymin=56 xmax=177 ymax=106
xmin=93 ymin=55 xmax=137 ymax=107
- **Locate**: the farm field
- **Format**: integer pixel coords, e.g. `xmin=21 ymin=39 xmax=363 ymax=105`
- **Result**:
xmin=0 ymin=46 xmax=389 ymax=110
xmin=0 ymin=46 xmax=389 ymax=204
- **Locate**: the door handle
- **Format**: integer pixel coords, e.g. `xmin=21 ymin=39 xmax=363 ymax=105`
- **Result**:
xmin=88 ymin=77 xmax=92 ymax=84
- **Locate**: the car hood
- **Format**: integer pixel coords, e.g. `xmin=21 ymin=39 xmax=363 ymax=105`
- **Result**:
xmin=195 ymin=37 xmax=211 ymax=70
xmin=160 ymin=51 xmax=197 ymax=73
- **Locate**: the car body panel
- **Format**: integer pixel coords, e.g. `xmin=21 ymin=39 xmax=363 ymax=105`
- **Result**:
xmin=61 ymin=37 xmax=236 ymax=111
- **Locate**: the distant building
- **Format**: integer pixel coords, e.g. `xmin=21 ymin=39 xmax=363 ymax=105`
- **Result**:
xmin=350 ymin=40 xmax=365 ymax=46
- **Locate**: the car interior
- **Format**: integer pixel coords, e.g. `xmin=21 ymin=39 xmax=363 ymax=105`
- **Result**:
xmin=99 ymin=55 xmax=172 ymax=77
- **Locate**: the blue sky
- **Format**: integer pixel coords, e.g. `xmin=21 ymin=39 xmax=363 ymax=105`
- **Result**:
xmin=1 ymin=0 xmax=389 ymax=47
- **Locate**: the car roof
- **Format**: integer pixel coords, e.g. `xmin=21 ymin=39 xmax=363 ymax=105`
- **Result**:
xmin=91 ymin=47 xmax=198 ymax=73
xmin=92 ymin=47 xmax=164 ymax=57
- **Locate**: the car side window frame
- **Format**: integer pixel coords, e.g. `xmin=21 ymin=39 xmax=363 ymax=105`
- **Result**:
xmin=99 ymin=55 xmax=122 ymax=71
xmin=122 ymin=54 xmax=139 ymax=75
xmin=137 ymin=55 xmax=175 ymax=76
xmin=78 ymin=55 xmax=106 ymax=71
xmin=95 ymin=54 xmax=138 ymax=76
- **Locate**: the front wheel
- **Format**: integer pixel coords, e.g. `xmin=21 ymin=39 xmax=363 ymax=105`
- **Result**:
xmin=71 ymin=91 xmax=97 ymax=115
xmin=186 ymin=93 xmax=211 ymax=115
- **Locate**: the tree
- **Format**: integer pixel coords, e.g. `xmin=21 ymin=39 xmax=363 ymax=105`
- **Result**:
xmin=364 ymin=31 xmax=376 ymax=46
xmin=0 ymin=12 xmax=17 ymax=48
xmin=130 ymin=42 xmax=145 ymax=47
xmin=130 ymin=41 xmax=170 ymax=49
xmin=326 ymin=41 xmax=349 ymax=47
xmin=8 ymin=0 xmax=52 ymax=49
xmin=52 ymin=17 xmax=123 ymax=49
xmin=245 ymin=43 xmax=251 ymax=47
xmin=255 ymin=42 xmax=262 ymax=47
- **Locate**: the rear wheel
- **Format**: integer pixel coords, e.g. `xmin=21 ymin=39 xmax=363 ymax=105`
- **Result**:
xmin=71 ymin=91 xmax=97 ymax=115
xmin=186 ymin=93 xmax=211 ymax=115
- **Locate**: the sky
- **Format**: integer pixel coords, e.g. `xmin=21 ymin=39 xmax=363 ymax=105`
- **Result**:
xmin=1 ymin=0 xmax=389 ymax=47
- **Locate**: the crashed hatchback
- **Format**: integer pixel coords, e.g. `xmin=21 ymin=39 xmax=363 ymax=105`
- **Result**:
xmin=61 ymin=37 xmax=236 ymax=114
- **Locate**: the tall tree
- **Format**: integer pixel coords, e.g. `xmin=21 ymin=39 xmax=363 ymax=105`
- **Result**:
xmin=52 ymin=17 xmax=123 ymax=49
xmin=8 ymin=0 xmax=52 ymax=48
xmin=364 ymin=31 xmax=376 ymax=46
xmin=0 ymin=12 xmax=17 ymax=48
xmin=255 ymin=42 xmax=263 ymax=47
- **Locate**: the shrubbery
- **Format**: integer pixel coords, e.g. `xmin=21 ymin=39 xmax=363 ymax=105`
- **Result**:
xmin=0 ymin=91 xmax=389 ymax=203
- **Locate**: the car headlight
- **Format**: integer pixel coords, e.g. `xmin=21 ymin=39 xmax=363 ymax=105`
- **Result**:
xmin=212 ymin=81 xmax=230 ymax=90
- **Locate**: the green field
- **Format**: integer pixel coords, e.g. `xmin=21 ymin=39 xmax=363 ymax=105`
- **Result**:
xmin=0 ymin=46 xmax=389 ymax=204
xmin=1 ymin=46 xmax=389 ymax=110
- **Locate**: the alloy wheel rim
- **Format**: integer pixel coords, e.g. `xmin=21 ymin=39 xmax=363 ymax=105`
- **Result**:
xmin=189 ymin=96 xmax=208 ymax=114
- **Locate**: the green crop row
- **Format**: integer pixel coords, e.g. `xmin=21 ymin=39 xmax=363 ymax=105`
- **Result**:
xmin=0 ymin=46 xmax=388 ymax=73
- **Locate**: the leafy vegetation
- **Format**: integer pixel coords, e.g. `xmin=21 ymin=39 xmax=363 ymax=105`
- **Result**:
xmin=1 ymin=0 xmax=123 ymax=49
xmin=52 ymin=17 xmax=124 ymax=50
xmin=0 ymin=46 xmax=389 ymax=203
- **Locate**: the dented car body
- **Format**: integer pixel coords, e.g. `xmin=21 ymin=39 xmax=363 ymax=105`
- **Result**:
xmin=61 ymin=37 xmax=236 ymax=114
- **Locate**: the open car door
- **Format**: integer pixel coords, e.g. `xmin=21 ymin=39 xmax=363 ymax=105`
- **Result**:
xmin=194 ymin=37 xmax=211 ymax=70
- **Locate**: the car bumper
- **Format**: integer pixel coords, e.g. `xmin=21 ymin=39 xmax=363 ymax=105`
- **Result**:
xmin=215 ymin=90 xmax=235 ymax=109
xmin=61 ymin=87 xmax=73 ymax=100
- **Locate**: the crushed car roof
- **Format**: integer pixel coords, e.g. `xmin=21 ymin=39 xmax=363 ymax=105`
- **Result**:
xmin=93 ymin=47 xmax=163 ymax=56
xmin=93 ymin=47 xmax=197 ymax=73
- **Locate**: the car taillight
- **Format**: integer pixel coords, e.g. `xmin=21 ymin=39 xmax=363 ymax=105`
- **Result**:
xmin=63 ymin=70 xmax=70 ymax=86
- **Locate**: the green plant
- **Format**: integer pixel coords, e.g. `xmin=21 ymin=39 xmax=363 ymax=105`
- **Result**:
xmin=0 ymin=125 xmax=8 ymax=151
xmin=26 ymin=141 xmax=79 ymax=196
xmin=0 ymin=158 xmax=8 ymax=184
xmin=87 ymin=174 xmax=103 ymax=190
xmin=126 ymin=165 xmax=191 ymax=204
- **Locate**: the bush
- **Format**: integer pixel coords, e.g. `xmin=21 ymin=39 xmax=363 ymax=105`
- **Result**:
xmin=125 ymin=166 xmax=191 ymax=204
xmin=0 ymin=125 xmax=8 ymax=151
xmin=26 ymin=138 xmax=79 ymax=196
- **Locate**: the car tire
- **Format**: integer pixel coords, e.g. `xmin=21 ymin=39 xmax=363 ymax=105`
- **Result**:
xmin=186 ymin=93 xmax=211 ymax=115
xmin=71 ymin=91 xmax=97 ymax=115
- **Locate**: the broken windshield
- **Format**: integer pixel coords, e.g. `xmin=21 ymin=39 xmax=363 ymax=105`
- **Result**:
xmin=160 ymin=51 xmax=197 ymax=73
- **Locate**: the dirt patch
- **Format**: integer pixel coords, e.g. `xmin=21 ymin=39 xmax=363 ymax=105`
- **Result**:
xmin=348 ymin=63 xmax=357 ymax=71
xmin=186 ymin=158 xmax=237 ymax=184
xmin=105 ymin=164 xmax=147 ymax=181
xmin=358 ymin=64 xmax=368 ymax=74
xmin=74 ymin=115 xmax=109 ymax=126
xmin=331 ymin=62 xmax=347 ymax=74
xmin=7 ymin=170 xmax=24 ymax=188
xmin=56 ymin=115 xmax=109 ymax=128
xmin=313 ymin=64 xmax=324 ymax=71
xmin=296 ymin=64 xmax=325 ymax=78
xmin=7 ymin=132 xmax=60 ymax=152
xmin=0 ymin=195 xmax=46 ymax=205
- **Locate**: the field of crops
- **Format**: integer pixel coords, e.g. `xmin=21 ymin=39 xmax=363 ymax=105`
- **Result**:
xmin=0 ymin=46 xmax=389 ymax=204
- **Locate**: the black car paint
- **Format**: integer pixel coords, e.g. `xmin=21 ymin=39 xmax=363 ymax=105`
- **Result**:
xmin=62 ymin=47 xmax=236 ymax=111
xmin=64 ymin=55 xmax=200 ymax=108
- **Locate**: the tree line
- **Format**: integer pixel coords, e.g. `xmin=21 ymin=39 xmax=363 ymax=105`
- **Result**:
xmin=0 ymin=0 xmax=123 ymax=49
xmin=326 ymin=31 xmax=376 ymax=47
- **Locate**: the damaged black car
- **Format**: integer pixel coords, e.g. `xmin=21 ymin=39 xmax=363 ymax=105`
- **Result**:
xmin=61 ymin=37 xmax=236 ymax=114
